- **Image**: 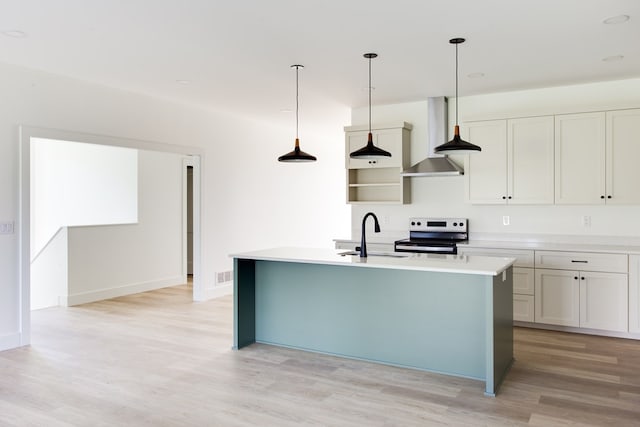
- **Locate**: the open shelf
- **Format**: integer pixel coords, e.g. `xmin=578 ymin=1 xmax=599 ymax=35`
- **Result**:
xmin=344 ymin=123 xmax=411 ymax=204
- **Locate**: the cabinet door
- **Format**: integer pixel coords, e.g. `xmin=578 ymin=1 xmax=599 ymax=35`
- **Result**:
xmin=508 ymin=116 xmax=555 ymax=204
xmin=347 ymin=129 xmax=401 ymax=168
xmin=554 ymin=112 xmax=606 ymax=204
xmin=535 ymin=269 xmax=579 ymax=326
xmin=514 ymin=295 xmax=534 ymax=322
xmin=579 ymin=272 xmax=628 ymax=332
xmin=465 ymin=120 xmax=508 ymax=204
xmin=630 ymin=255 xmax=640 ymax=334
xmin=606 ymin=109 xmax=640 ymax=204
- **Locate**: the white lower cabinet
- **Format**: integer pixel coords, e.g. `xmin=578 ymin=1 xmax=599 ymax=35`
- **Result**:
xmin=535 ymin=268 xmax=628 ymax=332
xmin=535 ymin=269 xmax=580 ymax=327
xmin=579 ymin=271 xmax=628 ymax=332
xmin=513 ymin=294 xmax=534 ymax=322
xmin=513 ymin=267 xmax=534 ymax=321
xmin=458 ymin=247 xmax=535 ymax=321
xmin=630 ymin=255 xmax=640 ymax=334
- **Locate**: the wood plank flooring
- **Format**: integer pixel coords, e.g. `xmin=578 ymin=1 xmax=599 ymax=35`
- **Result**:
xmin=1 ymin=285 xmax=640 ymax=426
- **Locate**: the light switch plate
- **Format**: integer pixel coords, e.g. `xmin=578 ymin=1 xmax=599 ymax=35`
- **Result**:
xmin=0 ymin=222 xmax=14 ymax=234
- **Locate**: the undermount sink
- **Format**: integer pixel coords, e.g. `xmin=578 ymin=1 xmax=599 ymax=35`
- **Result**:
xmin=339 ymin=250 xmax=411 ymax=258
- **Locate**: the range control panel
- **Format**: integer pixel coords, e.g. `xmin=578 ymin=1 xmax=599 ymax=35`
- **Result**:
xmin=408 ymin=217 xmax=468 ymax=233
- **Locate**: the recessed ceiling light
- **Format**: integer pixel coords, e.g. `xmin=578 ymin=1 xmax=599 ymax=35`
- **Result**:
xmin=603 ymin=15 xmax=630 ymax=24
xmin=602 ymin=55 xmax=624 ymax=62
xmin=175 ymin=79 xmax=191 ymax=85
xmin=467 ymin=72 xmax=485 ymax=78
xmin=279 ymin=108 xmax=293 ymax=113
xmin=1 ymin=30 xmax=27 ymax=38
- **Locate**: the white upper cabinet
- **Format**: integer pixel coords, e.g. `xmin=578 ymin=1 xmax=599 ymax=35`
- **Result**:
xmin=345 ymin=122 xmax=411 ymax=204
xmin=465 ymin=116 xmax=554 ymax=204
xmin=555 ymin=112 xmax=606 ymax=204
xmin=465 ymin=120 xmax=508 ymax=204
xmin=346 ymin=127 xmax=406 ymax=169
xmin=555 ymin=109 xmax=640 ymax=205
xmin=508 ymin=116 xmax=555 ymax=204
xmin=606 ymin=109 xmax=640 ymax=204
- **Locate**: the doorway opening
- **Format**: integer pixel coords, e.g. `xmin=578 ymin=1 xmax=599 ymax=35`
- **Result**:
xmin=19 ymin=126 xmax=203 ymax=346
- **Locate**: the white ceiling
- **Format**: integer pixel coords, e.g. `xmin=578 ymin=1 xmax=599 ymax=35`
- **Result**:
xmin=1 ymin=0 xmax=639 ymax=126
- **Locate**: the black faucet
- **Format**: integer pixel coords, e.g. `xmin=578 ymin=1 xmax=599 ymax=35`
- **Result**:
xmin=360 ymin=212 xmax=381 ymax=257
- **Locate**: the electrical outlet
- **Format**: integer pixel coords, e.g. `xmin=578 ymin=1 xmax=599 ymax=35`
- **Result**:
xmin=582 ymin=215 xmax=592 ymax=227
xmin=0 ymin=222 xmax=14 ymax=234
xmin=502 ymin=216 xmax=510 ymax=226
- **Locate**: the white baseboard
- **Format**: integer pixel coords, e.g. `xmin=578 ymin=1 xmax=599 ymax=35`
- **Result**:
xmin=65 ymin=275 xmax=185 ymax=306
xmin=0 ymin=332 xmax=22 ymax=352
xmin=514 ymin=321 xmax=640 ymax=341
xmin=203 ymin=282 xmax=233 ymax=300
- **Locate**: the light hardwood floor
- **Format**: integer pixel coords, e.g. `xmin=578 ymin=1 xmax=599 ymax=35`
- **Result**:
xmin=1 ymin=285 xmax=640 ymax=426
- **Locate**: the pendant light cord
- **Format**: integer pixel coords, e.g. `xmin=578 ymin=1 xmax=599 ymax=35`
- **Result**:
xmin=295 ymin=65 xmax=299 ymax=139
xmin=455 ymin=42 xmax=459 ymax=127
xmin=368 ymin=56 xmax=372 ymax=134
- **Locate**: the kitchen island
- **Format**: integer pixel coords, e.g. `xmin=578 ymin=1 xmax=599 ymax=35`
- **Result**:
xmin=231 ymin=247 xmax=515 ymax=396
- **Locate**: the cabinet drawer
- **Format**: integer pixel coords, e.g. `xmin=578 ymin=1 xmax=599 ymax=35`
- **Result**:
xmin=459 ymin=247 xmax=534 ymax=268
xmin=513 ymin=267 xmax=534 ymax=295
xmin=535 ymin=250 xmax=627 ymax=273
xmin=514 ymin=295 xmax=534 ymax=322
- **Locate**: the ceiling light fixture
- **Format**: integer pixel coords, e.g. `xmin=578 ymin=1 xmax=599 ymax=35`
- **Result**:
xmin=350 ymin=53 xmax=392 ymax=159
xmin=435 ymin=38 xmax=481 ymax=154
xmin=1 ymin=30 xmax=27 ymax=38
xmin=278 ymin=64 xmax=317 ymax=163
xmin=603 ymin=15 xmax=630 ymax=24
xmin=467 ymin=72 xmax=485 ymax=79
xmin=602 ymin=55 xmax=624 ymax=62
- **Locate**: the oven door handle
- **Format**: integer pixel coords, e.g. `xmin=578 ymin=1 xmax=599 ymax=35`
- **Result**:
xmin=395 ymin=244 xmax=456 ymax=252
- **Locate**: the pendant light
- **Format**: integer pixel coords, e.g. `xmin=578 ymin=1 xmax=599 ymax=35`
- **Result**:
xmin=278 ymin=64 xmax=317 ymax=162
xmin=350 ymin=53 xmax=392 ymax=159
xmin=434 ymin=38 xmax=481 ymax=154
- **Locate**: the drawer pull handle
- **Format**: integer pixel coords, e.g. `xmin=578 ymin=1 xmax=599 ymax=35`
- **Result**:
xmin=571 ymin=260 xmax=588 ymax=263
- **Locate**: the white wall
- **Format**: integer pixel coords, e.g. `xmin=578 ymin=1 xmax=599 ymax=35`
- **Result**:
xmin=31 ymin=138 xmax=138 ymax=258
xmin=0 ymin=61 xmax=351 ymax=351
xmin=66 ymin=149 xmax=184 ymax=305
xmin=350 ymin=78 xmax=640 ymax=241
xmin=30 ymin=227 xmax=67 ymax=310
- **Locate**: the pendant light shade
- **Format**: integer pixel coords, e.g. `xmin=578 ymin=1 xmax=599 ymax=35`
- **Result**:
xmin=350 ymin=53 xmax=392 ymax=159
xmin=278 ymin=64 xmax=317 ymax=162
xmin=434 ymin=38 xmax=481 ymax=154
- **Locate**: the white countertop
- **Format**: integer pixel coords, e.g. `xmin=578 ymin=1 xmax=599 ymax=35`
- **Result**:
xmin=459 ymin=240 xmax=640 ymax=255
xmin=231 ymin=247 xmax=515 ymax=276
xmin=335 ymin=235 xmax=640 ymax=255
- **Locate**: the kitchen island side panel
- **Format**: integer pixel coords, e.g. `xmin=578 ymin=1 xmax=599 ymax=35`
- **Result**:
xmin=233 ymin=258 xmax=256 ymax=349
xmin=253 ymin=260 xmax=488 ymax=380
xmin=485 ymin=267 xmax=514 ymax=396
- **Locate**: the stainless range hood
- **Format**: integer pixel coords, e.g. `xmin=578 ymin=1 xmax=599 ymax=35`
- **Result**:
xmin=401 ymin=97 xmax=463 ymax=177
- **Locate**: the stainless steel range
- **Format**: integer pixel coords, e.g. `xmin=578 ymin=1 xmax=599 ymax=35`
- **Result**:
xmin=394 ymin=217 xmax=468 ymax=254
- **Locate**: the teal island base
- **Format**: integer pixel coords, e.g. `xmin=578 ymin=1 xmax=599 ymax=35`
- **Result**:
xmin=233 ymin=254 xmax=514 ymax=396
